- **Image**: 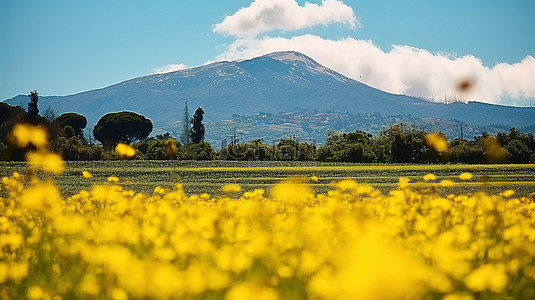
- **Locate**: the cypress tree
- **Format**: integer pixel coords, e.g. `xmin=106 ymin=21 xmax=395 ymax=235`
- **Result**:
xmin=189 ymin=107 xmax=205 ymax=144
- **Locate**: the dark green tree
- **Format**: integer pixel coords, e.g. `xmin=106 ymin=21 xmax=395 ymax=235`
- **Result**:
xmin=0 ymin=103 xmax=26 ymax=144
xmin=497 ymin=128 xmax=535 ymax=163
xmin=220 ymin=139 xmax=275 ymax=161
xmin=379 ymin=124 xmax=426 ymax=163
xmin=317 ymin=130 xmax=375 ymax=162
xmin=449 ymin=139 xmax=484 ymax=164
xmin=0 ymin=103 xmax=27 ymax=161
xmin=93 ymin=111 xmax=152 ymax=148
xmin=189 ymin=107 xmax=205 ymax=144
xmin=55 ymin=113 xmax=88 ymax=138
xmin=64 ymin=125 xmax=75 ymax=139
xmin=182 ymin=142 xmax=215 ymax=160
xmin=25 ymin=90 xmax=39 ymax=124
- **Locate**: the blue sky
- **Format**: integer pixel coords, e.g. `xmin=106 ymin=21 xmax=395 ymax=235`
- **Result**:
xmin=1 ymin=0 xmax=534 ymax=105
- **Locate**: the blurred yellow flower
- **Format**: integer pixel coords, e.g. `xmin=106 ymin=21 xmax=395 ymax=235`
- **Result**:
xmin=310 ymin=175 xmax=319 ymax=182
xmin=332 ymin=179 xmax=359 ymax=191
xmin=458 ymin=173 xmax=473 ymax=181
xmin=270 ymin=176 xmax=313 ymax=204
xmin=154 ymin=186 xmax=166 ymax=195
xmin=27 ymin=286 xmax=47 ymax=300
xmin=482 ymin=136 xmax=508 ymax=163
xmin=115 ymin=143 xmax=136 ymax=159
xmin=110 ymin=287 xmax=128 ymax=300
xmin=465 ymin=264 xmax=508 ymax=293
xmin=443 ymin=293 xmax=474 ymax=300
xmin=423 ymin=173 xmax=436 ymax=181
xmin=82 ymin=171 xmax=92 ymax=178
xmin=8 ymin=123 xmax=48 ymax=149
xmin=500 ymin=190 xmax=515 ymax=197
xmin=164 ymin=139 xmax=177 ymax=158
xmin=108 ymin=176 xmax=119 ymax=182
xmin=20 ymin=182 xmax=63 ymax=217
xmin=79 ymin=275 xmax=100 ymax=296
xmin=398 ymin=177 xmax=410 ymax=189
xmin=225 ymin=283 xmax=278 ymax=300
xmin=222 ymin=184 xmax=241 ymax=193
xmin=26 ymin=151 xmax=64 ymax=174
xmin=425 ymin=133 xmax=448 ymax=152
xmin=440 ymin=180 xmax=455 ymax=187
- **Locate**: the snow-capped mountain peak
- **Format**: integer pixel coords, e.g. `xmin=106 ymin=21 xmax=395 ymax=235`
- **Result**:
xmin=264 ymin=51 xmax=312 ymax=63
xmin=262 ymin=51 xmax=329 ymax=74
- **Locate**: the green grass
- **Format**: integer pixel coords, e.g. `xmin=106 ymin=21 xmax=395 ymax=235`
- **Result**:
xmin=1 ymin=161 xmax=535 ymax=198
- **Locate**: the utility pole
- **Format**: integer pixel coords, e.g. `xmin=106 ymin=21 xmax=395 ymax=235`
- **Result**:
xmin=226 ymin=127 xmax=242 ymax=146
xmin=231 ymin=127 xmax=237 ymax=146
xmin=181 ymin=99 xmax=190 ymax=145
xmin=455 ymin=124 xmax=465 ymax=141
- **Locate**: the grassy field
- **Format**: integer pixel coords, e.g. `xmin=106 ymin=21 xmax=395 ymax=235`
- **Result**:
xmin=2 ymin=160 xmax=535 ymax=197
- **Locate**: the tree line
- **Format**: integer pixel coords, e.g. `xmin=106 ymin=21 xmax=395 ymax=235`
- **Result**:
xmin=1 ymin=91 xmax=534 ymax=163
xmin=218 ymin=124 xmax=535 ymax=164
xmin=0 ymin=91 xmax=207 ymax=161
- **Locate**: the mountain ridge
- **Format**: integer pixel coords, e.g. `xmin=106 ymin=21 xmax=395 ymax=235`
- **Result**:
xmin=3 ymin=51 xmax=535 ymax=144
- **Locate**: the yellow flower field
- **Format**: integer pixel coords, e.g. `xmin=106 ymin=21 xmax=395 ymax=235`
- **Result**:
xmin=2 ymin=168 xmax=535 ymax=299
xmin=1 ymin=125 xmax=535 ymax=299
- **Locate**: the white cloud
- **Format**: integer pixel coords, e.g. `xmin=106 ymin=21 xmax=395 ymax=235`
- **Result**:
xmin=153 ymin=64 xmax=188 ymax=74
xmin=213 ymin=0 xmax=358 ymax=38
xmin=215 ymin=35 xmax=535 ymax=105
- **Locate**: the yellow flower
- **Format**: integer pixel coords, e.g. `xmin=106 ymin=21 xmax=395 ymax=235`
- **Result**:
xmin=110 ymin=287 xmax=128 ymax=300
xmin=8 ymin=123 xmax=48 ymax=149
xmin=271 ymin=176 xmax=313 ymax=204
xmin=115 ymin=143 xmax=136 ymax=159
xmin=440 ymin=180 xmax=454 ymax=187
xmin=443 ymin=293 xmax=474 ymax=300
xmin=222 ymin=184 xmax=241 ymax=192
xmin=332 ymin=179 xmax=358 ymax=191
xmin=82 ymin=171 xmax=92 ymax=178
xmin=458 ymin=172 xmax=473 ymax=181
xmin=500 ymin=190 xmax=515 ymax=197
xmin=26 ymin=151 xmax=64 ymax=174
xmin=425 ymin=133 xmax=448 ymax=152
xmin=482 ymin=136 xmax=508 ymax=163
xmin=310 ymin=175 xmax=319 ymax=182
xmin=465 ymin=264 xmax=508 ymax=293
xmin=80 ymin=275 xmax=100 ymax=296
xmin=164 ymin=139 xmax=177 ymax=158
xmin=108 ymin=176 xmax=119 ymax=182
xmin=154 ymin=186 xmax=166 ymax=195
xmin=423 ymin=173 xmax=436 ymax=181
xmin=398 ymin=177 xmax=410 ymax=189
xmin=0 ymin=263 xmax=8 ymax=284
xmin=225 ymin=283 xmax=278 ymax=300
xmin=27 ymin=286 xmax=48 ymax=300
xmin=20 ymin=182 xmax=63 ymax=217
xmin=6 ymin=262 xmax=28 ymax=281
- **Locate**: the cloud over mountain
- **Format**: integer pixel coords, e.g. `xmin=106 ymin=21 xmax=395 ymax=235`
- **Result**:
xmin=216 ymin=35 xmax=535 ymax=106
xmin=153 ymin=64 xmax=188 ymax=74
xmin=212 ymin=0 xmax=358 ymax=38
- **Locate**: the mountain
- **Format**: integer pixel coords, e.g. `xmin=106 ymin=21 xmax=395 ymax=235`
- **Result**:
xmin=4 ymin=51 xmax=535 ymax=144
